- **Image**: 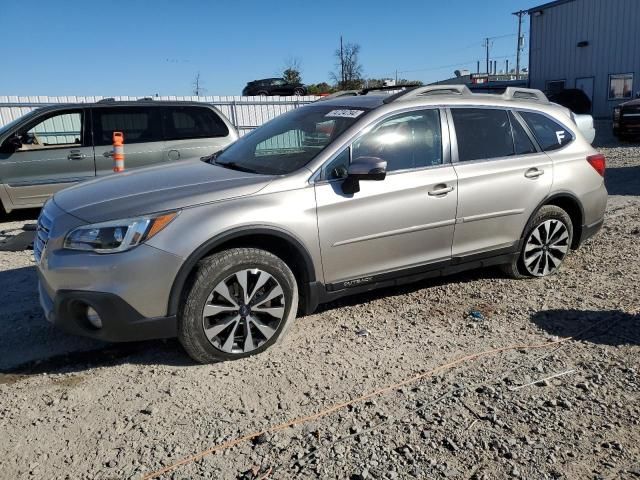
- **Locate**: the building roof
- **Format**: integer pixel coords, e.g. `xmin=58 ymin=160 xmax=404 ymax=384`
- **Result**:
xmin=527 ymin=0 xmax=576 ymax=14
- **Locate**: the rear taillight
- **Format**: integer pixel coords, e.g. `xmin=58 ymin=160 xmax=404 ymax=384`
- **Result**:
xmin=587 ymin=153 xmax=606 ymax=177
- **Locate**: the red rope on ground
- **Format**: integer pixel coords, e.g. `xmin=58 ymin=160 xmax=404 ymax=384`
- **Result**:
xmin=142 ymin=336 xmax=579 ymax=479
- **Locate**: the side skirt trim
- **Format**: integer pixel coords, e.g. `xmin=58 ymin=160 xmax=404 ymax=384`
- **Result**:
xmin=324 ymin=242 xmax=520 ymax=296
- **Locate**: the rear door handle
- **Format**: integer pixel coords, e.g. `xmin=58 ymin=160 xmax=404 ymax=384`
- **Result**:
xmin=428 ymin=184 xmax=455 ymax=196
xmin=67 ymin=151 xmax=87 ymax=160
xmin=525 ymin=167 xmax=545 ymax=179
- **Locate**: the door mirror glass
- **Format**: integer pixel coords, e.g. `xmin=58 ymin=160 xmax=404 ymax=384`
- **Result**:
xmin=342 ymin=156 xmax=387 ymax=194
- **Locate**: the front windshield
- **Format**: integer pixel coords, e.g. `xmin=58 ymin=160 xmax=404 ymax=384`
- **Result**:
xmin=213 ymin=105 xmax=369 ymax=175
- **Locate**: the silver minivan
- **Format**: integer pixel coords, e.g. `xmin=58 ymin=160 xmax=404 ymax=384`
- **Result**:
xmin=35 ymin=86 xmax=607 ymax=363
xmin=0 ymin=100 xmax=237 ymax=213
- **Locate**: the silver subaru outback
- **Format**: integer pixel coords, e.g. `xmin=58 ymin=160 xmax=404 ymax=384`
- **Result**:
xmin=36 ymin=85 xmax=607 ymax=363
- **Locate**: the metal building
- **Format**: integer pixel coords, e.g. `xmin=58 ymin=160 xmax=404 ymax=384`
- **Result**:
xmin=528 ymin=0 xmax=640 ymax=118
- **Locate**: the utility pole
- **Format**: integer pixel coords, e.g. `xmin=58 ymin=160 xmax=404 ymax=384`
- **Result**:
xmin=395 ymin=69 xmax=398 ymax=85
xmin=340 ymin=35 xmax=344 ymax=88
xmin=484 ymin=37 xmax=490 ymax=76
xmin=513 ymin=10 xmax=527 ymax=80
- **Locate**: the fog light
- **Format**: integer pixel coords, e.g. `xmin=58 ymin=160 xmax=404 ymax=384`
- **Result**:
xmin=86 ymin=306 xmax=103 ymax=329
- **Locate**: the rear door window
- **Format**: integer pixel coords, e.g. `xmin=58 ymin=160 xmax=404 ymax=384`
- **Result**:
xmin=451 ymin=108 xmax=514 ymax=161
xmin=93 ymin=107 xmax=162 ymax=145
xmin=519 ymin=111 xmax=573 ymax=151
xmin=165 ymin=106 xmax=229 ymax=140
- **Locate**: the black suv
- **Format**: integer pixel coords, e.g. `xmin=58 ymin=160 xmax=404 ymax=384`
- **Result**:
xmin=242 ymin=78 xmax=307 ymax=96
xmin=613 ymin=97 xmax=640 ymax=140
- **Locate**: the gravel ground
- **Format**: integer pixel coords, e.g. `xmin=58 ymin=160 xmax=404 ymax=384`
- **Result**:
xmin=0 ymin=143 xmax=638 ymax=480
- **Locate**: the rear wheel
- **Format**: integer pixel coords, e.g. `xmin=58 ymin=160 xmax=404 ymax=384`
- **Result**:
xmin=178 ymin=248 xmax=298 ymax=363
xmin=502 ymin=205 xmax=573 ymax=279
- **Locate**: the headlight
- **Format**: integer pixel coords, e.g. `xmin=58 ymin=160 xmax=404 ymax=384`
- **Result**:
xmin=64 ymin=211 xmax=178 ymax=253
xmin=613 ymin=107 xmax=621 ymax=120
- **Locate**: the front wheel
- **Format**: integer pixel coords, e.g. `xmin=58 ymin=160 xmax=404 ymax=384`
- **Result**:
xmin=502 ymin=205 xmax=573 ymax=279
xmin=178 ymin=248 xmax=298 ymax=363
xmin=293 ymin=88 xmax=305 ymax=96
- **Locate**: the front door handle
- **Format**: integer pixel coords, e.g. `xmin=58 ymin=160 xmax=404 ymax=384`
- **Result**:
xmin=68 ymin=151 xmax=87 ymax=160
xmin=525 ymin=167 xmax=545 ymax=179
xmin=103 ymin=151 xmax=114 ymax=158
xmin=428 ymin=184 xmax=455 ymax=196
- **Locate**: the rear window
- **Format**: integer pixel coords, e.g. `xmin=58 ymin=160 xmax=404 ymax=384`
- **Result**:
xmin=519 ymin=111 xmax=572 ymax=151
xmin=165 ymin=106 xmax=229 ymax=140
xmin=93 ymin=107 xmax=162 ymax=145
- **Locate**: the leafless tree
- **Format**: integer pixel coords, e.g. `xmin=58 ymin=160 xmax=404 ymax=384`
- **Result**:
xmin=192 ymin=72 xmax=207 ymax=96
xmin=330 ymin=40 xmax=364 ymax=89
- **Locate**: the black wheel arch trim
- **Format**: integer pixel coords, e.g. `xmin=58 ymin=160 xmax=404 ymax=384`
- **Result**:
xmin=525 ymin=191 xmax=585 ymax=246
xmin=167 ymin=226 xmax=317 ymax=317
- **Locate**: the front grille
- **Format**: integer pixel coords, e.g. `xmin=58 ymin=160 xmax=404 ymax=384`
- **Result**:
xmin=34 ymin=209 xmax=53 ymax=263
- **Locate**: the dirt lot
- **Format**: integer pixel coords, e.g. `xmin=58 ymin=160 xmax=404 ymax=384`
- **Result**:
xmin=0 ymin=143 xmax=638 ymax=480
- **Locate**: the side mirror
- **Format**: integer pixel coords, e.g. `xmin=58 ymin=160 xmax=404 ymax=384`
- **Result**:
xmin=342 ymin=156 xmax=387 ymax=194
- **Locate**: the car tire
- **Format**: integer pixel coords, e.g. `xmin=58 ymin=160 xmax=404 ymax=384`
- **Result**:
xmin=502 ymin=205 xmax=573 ymax=279
xmin=178 ymin=248 xmax=298 ymax=364
xmin=257 ymin=91 xmax=269 ymax=97
xmin=293 ymin=88 xmax=305 ymax=96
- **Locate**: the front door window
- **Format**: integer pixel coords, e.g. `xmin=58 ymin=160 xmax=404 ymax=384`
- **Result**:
xmin=18 ymin=112 xmax=83 ymax=151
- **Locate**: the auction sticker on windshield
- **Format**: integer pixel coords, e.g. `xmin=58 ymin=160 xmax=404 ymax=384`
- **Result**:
xmin=325 ymin=109 xmax=364 ymax=118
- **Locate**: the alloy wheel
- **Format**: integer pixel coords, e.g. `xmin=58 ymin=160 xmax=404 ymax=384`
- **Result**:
xmin=201 ymin=269 xmax=285 ymax=353
xmin=523 ymin=219 xmax=570 ymax=277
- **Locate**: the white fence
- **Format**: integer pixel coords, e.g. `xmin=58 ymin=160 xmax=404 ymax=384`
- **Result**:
xmin=0 ymin=95 xmax=320 ymax=136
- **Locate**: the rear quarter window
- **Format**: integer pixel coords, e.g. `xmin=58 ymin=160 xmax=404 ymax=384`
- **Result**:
xmin=519 ymin=111 xmax=573 ymax=151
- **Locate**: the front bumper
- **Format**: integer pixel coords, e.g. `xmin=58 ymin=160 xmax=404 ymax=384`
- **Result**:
xmin=36 ymin=199 xmax=185 ymax=342
xmin=39 ymin=277 xmax=177 ymax=342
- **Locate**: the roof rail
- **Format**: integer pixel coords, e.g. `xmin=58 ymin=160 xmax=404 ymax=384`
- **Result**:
xmin=361 ymin=84 xmax=421 ymax=95
xmin=502 ymin=87 xmax=549 ymax=103
xmin=97 ymin=97 xmax=116 ymax=103
xmin=384 ymin=84 xmax=472 ymax=103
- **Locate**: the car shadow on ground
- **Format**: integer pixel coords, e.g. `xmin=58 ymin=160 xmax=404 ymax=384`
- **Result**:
xmin=530 ymin=309 xmax=639 ymax=346
xmin=1 ymin=207 xmax=41 ymax=222
xmin=0 ymin=266 xmax=194 ymax=380
xmin=605 ymin=165 xmax=640 ymax=196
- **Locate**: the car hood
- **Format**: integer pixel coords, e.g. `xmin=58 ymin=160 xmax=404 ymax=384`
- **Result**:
xmin=54 ymin=159 xmax=273 ymax=223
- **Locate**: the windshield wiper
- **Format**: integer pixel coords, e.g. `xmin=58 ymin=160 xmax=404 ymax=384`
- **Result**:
xmin=214 ymin=160 xmax=259 ymax=174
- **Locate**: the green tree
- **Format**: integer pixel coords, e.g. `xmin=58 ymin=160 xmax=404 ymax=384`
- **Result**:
xmin=306 ymin=82 xmax=335 ymax=95
xmin=283 ymin=57 xmax=302 ymax=84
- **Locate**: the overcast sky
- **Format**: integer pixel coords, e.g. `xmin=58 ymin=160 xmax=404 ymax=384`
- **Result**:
xmin=0 ymin=0 xmax=540 ymax=96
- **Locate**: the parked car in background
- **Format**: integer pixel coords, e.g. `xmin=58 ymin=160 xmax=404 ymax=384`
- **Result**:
xmin=242 ymin=78 xmax=307 ymax=96
xmin=36 ymin=85 xmax=606 ymax=363
xmin=0 ymin=100 xmax=237 ymax=213
xmin=613 ymin=97 xmax=640 ymax=140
